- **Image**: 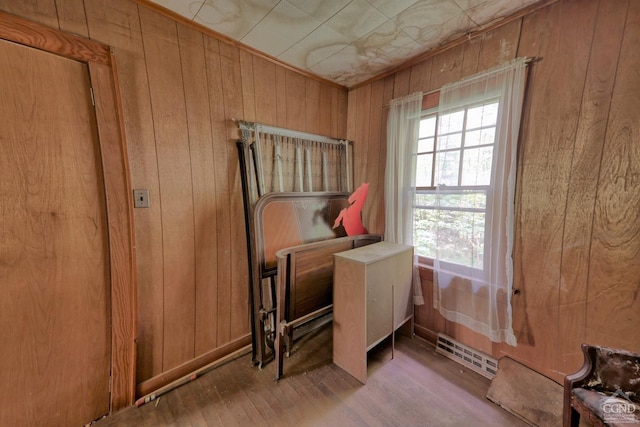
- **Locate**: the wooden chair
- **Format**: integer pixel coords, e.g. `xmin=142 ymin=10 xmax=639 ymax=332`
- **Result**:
xmin=563 ymin=344 xmax=640 ymax=426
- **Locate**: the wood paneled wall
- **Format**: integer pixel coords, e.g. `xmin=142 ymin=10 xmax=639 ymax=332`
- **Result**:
xmin=348 ymin=0 xmax=639 ymax=383
xmin=0 ymin=0 xmax=348 ymax=393
xmin=4 ymin=0 xmax=637 ymax=399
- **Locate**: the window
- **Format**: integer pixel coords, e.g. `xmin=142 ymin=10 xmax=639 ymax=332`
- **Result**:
xmin=413 ymin=99 xmax=500 ymax=269
xmin=397 ymin=58 xmax=527 ymax=346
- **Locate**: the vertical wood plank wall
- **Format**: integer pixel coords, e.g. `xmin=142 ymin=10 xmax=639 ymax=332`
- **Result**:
xmin=4 ymin=0 xmax=638 ymax=400
xmin=0 ymin=0 xmax=348 ymax=393
xmin=348 ymin=0 xmax=639 ymax=383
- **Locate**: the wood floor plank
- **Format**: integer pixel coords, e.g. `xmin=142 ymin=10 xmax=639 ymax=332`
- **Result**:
xmin=96 ymin=326 xmax=529 ymax=426
xmin=186 ymin=377 xmax=226 ymax=426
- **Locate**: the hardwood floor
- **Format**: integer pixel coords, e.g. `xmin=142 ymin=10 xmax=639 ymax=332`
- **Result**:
xmin=95 ymin=326 xmax=528 ymax=426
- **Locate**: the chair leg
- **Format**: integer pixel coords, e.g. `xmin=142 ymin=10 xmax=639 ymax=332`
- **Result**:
xmin=563 ymin=397 xmax=580 ymax=427
xmin=570 ymin=407 xmax=580 ymax=427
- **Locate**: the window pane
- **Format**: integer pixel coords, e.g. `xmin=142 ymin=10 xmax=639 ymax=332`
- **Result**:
xmin=439 ymin=110 xmax=464 ymax=134
xmin=439 ymin=132 xmax=462 ymax=150
xmin=465 ymin=129 xmax=482 ymax=147
xmin=434 ymin=190 xmax=486 ymax=209
xmin=466 ymin=102 xmax=499 ymax=129
xmin=433 ymin=210 xmax=485 ymax=268
xmin=435 ymin=149 xmax=460 ymax=186
xmin=415 ymin=191 xmax=487 ymax=265
xmin=418 ymin=137 xmax=434 ymax=153
xmin=480 ymin=127 xmax=496 ymax=145
xmin=416 ymin=153 xmax=433 ymax=187
xmin=419 ymin=116 xmax=436 ymax=138
xmin=414 ymin=207 xmax=438 ymax=259
xmin=465 ymin=128 xmax=496 ymax=147
xmin=415 ymin=192 xmax=437 ymax=207
xmin=461 ymin=146 xmax=493 ymax=186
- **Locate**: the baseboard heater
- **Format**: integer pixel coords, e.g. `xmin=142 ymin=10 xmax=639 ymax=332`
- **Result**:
xmin=435 ymin=334 xmax=498 ymax=379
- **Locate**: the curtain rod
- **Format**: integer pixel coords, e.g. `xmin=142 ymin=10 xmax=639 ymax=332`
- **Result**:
xmin=382 ymin=88 xmax=440 ymax=108
xmin=235 ymin=119 xmax=350 ymax=145
xmin=382 ymin=57 xmax=537 ymax=108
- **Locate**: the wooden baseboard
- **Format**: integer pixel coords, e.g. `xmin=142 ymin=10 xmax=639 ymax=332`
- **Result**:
xmin=136 ymin=334 xmax=252 ymax=398
xmin=414 ymin=324 xmax=438 ymax=346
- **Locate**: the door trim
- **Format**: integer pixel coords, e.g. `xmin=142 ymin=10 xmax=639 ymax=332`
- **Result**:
xmin=0 ymin=11 xmax=136 ymax=411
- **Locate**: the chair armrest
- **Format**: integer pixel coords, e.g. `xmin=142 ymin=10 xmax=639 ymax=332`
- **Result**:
xmin=563 ymin=344 xmax=597 ymax=427
xmin=565 ymin=344 xmax=597 ymax=391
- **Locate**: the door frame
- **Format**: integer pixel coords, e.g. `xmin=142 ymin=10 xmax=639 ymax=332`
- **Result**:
xmin=0 ymin=11 xmax=136 ymax=411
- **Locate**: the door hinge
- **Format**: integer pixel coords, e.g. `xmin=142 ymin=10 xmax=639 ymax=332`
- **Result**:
xmin=90 ymin=87 xmax=95 ymax=107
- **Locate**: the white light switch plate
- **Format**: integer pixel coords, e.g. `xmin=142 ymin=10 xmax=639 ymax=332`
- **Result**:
xmin=133 ymin=189 xmax=150 ymax=208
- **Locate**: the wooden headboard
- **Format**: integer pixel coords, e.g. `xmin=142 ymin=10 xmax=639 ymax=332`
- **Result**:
xmin=248 ymin=191 xmax=357 ymax=367
xmin=254 ymin=192 xmax=350 ymax=274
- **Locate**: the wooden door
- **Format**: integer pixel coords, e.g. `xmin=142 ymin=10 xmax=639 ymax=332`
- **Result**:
xmin=0 ymin=39 xmax=111 ymax=426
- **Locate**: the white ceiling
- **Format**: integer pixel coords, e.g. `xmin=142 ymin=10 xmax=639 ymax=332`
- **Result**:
xmin=149 ymin=0 xmax=539 ymax=87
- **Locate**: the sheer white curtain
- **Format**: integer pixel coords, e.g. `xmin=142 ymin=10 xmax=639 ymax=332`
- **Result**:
xmin=385 ymin=91 xmax=424 ymax=305
xmin=433 ymin=58 xmax=528 ymax=346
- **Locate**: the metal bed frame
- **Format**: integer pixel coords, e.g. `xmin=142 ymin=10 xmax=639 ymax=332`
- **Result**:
xmin=237 ymin=121 xmax=354 ymax=369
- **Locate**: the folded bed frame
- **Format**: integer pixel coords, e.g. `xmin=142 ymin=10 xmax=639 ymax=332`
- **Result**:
xmin=238 ymin=121 xmax=376 ymax=377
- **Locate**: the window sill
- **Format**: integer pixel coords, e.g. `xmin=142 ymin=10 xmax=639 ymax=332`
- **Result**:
xmin=416 ymin=255 xmax=434 ymax=271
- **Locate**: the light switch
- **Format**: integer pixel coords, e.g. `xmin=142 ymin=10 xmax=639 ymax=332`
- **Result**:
xmin=133 ymin=189 xmax=150 ymax=208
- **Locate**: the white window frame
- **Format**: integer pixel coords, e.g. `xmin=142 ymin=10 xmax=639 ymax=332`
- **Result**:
xmin=413 ymin=96 xmax=501 ymax=274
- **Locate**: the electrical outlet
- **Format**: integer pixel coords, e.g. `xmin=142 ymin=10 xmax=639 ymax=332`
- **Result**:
xmin=133 ymin=189 xmax=150 ymax=208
